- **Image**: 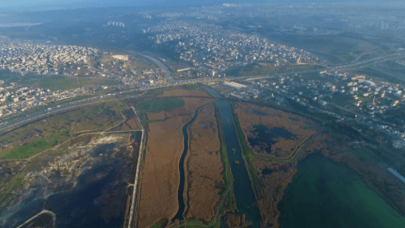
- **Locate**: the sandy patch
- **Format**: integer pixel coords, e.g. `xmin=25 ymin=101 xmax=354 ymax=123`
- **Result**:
xmin=89 ymin=133 xmax=130 ymax=146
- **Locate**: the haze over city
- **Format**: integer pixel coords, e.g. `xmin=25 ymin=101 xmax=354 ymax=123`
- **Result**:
xmin=1 ymin=0 xmax=405 ymax=228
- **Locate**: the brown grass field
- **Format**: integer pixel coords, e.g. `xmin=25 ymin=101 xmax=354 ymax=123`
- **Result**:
xmin=184 ymin=104 xmax=224 ymax=223
xmin=135 ymin=94 xmax=215 ymax=228
xmin=234 ymin=103 xmax=316 ymax=158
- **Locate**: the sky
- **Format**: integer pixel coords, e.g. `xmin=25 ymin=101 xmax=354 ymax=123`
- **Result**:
xmin=0 ymin=0 xmax=389 ymax=11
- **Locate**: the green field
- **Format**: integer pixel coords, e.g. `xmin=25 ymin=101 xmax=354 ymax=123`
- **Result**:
xmin=4 ymin=74 xmax=120 ymax=90
xmin=1 ymin=130 xmax=70 ymax=159
xmin=182 ymin=84 xmax=200 ymax=90
xmin=138 ymin=98 xmax=185 ymax=113
xmin=0 ymin=70 xmax=18 ymax=81
xmin=279 ymin=153 xmax=405 ymax=228
xmin=150 ymin=220 xmax=163 ymax=228
xmin=0 ymin=103 xmax=124 ymax=153
xmin=38 ymin=75 xmax=120 ymax=90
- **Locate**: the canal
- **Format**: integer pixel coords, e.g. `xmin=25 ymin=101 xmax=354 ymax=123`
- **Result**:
xmin=172 ymin=101 xmax=213 ymax=222
xmin=204 ymin=86 xmax=261 ymax=227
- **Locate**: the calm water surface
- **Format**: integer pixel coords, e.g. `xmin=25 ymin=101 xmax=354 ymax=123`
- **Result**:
xmin=279 ymin=153 xmax=405 ymax=228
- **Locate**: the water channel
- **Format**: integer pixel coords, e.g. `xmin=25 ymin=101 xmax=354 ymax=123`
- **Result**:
xmin=139 ymin=54 xmax=172 ymax=79
xmin=204 ymin=86 xmax=261 ymax=227
xmin=172 ymin=102 xmax=214 ymax=222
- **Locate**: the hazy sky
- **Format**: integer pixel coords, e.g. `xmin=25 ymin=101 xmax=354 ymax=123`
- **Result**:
xmin=0 ymin=0 xmax=387 ymax=11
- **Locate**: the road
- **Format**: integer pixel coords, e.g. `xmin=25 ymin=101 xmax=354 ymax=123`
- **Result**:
xmin=16 ymin=210 xmax=56 ymax=228
xmin=1 ymin=50 xmax=403 ymax=134
xmin=127 ymin=106 xmax=145 ymax=228
xmin=329 ymin=53 xmax=405 ymax=71
xmin=0 ymin=91 xmax=146 ymax=133
xmin=0 ymin=75 xmax=282 ymax=133
xmin=138 ymin=54 xmax=172 ymax=79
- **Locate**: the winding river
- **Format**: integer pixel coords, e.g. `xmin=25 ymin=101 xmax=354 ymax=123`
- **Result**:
xmin=171 ymin=101 xmax=214 ymax=222
xmin=172 ymin=86 xmax=261 ymax=226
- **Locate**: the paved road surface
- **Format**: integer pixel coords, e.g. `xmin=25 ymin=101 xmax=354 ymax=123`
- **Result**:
xmin=127 ymin=106 xmax=145 ymax=228
xmin=139 ymin=54 xmax=172 ymax=79
xmin=16 ymin=210 xmax=56 ymax=228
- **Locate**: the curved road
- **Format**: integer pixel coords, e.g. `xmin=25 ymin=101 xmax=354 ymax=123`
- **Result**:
xmin=138 ymin=54 xmax=172 ymax=79
xmin=2 ymin=51 xmax=402 ymax=134
xmin=16 ymin=210 xmax=56 ymax=228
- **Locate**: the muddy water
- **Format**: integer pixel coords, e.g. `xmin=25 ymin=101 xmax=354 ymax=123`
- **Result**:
xmin=3 ymin=142 xmax=136 ymax=228
xmin=248 ymin=125 xmax=296 ymax=154
xmin=204 ymin=86 xmax=261 ymax=227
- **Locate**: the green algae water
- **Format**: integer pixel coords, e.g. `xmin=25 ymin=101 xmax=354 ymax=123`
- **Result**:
xmin=279 ymin=153 xmax=405 ymax=228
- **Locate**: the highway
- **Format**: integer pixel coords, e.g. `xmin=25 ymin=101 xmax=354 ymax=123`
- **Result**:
xmin=0 ymin=75 xmax=283 ymax=133
xmin=0 ymin=90 xmax=147 ymax=133
xmin=329 ymin=53 xmax=405 ymax=71
xmin=1 ymin=51 xmax=403 ymax=134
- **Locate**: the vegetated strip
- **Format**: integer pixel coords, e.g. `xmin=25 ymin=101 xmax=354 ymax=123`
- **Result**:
xmin=138 ymin=97 xmax=185 ymax=113
xmin=229 ymin=102 xmax=261 ymax=192
xmin=172 ymin=101 xmax=215 ymax=223
xmin=261 ymin=134 xmax=318 ymax=164
xmin=174 ymin=103 xmax=232 ymax=228
xmin=0 ymin=130 xmax=70 ymax=159
xmin=127 ymin=106 xmax=146 ymax=228
xmin=214 ymin=102 xmax=237 ymax=211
